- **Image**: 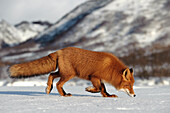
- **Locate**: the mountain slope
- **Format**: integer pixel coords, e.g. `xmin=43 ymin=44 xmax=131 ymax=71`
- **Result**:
xmin=0 ymin=20 xmax=51 ymax=48
xmin=2 ymin=0 xmax=169 ymax=55
xmin=20 ymin=0 xmax=169 ymax=57
xmin=35 ymin=0 xmax=113 ymax=44
xmin=42 ymin=0 xmax=170 ymax=56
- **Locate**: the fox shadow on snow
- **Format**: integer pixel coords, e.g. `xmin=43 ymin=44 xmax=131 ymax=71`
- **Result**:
xmin=0 ymin=91 xmax=100 ymax=97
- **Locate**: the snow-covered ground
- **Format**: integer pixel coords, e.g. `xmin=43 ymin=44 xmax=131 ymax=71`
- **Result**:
xmin=1 ymin=77 xmax=170 ymax=87
xmin=0 ymin=77 xmax=170 ymax=113
xmin=0 ymin=85 xmax=170 ymax=113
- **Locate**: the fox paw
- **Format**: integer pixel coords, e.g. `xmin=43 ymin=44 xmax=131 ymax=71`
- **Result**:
xmin=85 ymin=86 xmax=100 ymax=93
xmin=85 ymin=86 xmax=93 ymax=91
xmin=45 ymin=84 xmax=53 ymax=94
xmin=64 ymin=93 xmax=72 ymax=97
xmin=107 ymin=94 xmax=118 ymax=98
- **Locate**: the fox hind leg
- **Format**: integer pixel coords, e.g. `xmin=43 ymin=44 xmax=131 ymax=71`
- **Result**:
xmin=46 ymin=72 xmax=60 ymax=94
xmin=56 ymin=75 xmax=74 ymax=97
xmin=85 ymin=76 xmax=101 ymax=93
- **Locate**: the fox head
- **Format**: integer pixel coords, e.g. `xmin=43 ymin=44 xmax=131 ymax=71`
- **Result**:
xmin=119 ymin=68 xmax=136 ymax=97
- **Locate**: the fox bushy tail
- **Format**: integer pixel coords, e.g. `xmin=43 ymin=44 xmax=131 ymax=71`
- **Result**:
xmin=8 ymin=52 xmax=58 ymax=78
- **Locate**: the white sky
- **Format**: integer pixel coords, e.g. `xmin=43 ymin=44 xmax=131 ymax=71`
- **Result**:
xmin=0 ymin=0 xmax=87 ymax=25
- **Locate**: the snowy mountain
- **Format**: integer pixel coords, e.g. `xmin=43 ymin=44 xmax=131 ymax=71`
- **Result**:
xmin=0 ymin=20 xmax=51 ymax=48
xmin=1 ymin=0 xmax=170 ymax=54
xmin=13 ymin=0 xmax=168 ymax=56
xmin=34 ymin=0 xmax=170 ymax=56
xmin=0 ymin=20 xmax=24 ymax=47
xmin=0 ymin=0 xmax=170 ymax=79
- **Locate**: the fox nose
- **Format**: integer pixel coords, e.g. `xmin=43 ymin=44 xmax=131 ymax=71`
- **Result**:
xmin=134 ymin=94 xmax=136 ymax=97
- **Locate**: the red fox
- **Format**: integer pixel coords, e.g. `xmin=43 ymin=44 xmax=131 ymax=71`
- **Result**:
xmin=9 ymin=47 xmax=136 ymax=97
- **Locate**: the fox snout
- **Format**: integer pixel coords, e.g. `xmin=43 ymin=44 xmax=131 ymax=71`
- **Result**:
xmin=129 ymin=93 xmax=136 ymax=97
xmin=119 ymin=88 xmax=136 ymax=97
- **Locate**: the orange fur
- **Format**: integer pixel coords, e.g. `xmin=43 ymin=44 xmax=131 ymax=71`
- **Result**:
xmin=9 ymin=47 xmax=135 ymax=97
xmin=57 ymin=47 xmax=127 ymax=87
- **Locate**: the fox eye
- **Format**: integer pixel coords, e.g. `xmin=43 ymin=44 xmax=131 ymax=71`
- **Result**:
xmin=125 ymin=85 xmax=131 ymax=88
xmin=129 ymin=85 xmax=131 ymax=88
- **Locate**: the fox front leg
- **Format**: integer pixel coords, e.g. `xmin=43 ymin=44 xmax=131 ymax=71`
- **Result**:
xmin=101 ymin=82 xmax=118 ymax=98
xmin=85 ymin=76 xmax=101 ymax=93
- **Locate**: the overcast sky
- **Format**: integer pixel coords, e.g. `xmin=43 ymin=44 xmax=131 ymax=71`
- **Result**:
xmin=0 ymin=0 xmax=86 ymax=25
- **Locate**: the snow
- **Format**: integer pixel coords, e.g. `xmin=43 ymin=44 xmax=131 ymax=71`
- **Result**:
xmin=6 ymin=80 xmax=47 ymax=87
xmin=16 ymin=22 xmax=48 ymax=40
xmin=1 ymin=77 xmax=170 ymax=87
xmin=0 ymin=85 xmax=170 ymax=113
xmin=39 ymin=0 xmax=169 ymax=55
xmin=0 ymin=20 xmax=48 ymax=47
xmin=135 ymin=77 xmax=170 ymax=86
xmin=101 ymin=0 xmax=154 ymax=14
xmin=0 ymin=76 xmax=170 ymax=112
xmin=0 ymin=20 xmax=23 ymax=45
xmin=88 ymin=0 xmax=169 ymax=48
xmin=2 ymin=53 xmax=35 ymax=62
xmin=35 ymin=0 xmax=113 ymax=44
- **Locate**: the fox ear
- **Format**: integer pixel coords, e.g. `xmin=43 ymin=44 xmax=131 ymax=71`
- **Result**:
xmin=122 ymin=68 xmax=129 ymax=81
xmin=130 ymin=68 xmax=133 ymax=74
